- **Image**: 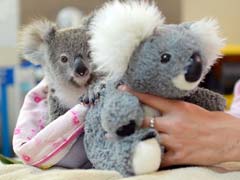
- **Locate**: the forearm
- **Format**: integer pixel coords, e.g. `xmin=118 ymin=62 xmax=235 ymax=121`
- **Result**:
xmin=215 ymin=112 xmax=240 ymax=163
xmin=209 ymin=112 xmax=240 ymax=171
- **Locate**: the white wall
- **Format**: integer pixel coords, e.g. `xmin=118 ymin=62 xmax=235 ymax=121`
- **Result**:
xmin=0 ymin=0 xmax=19 ymax=66
xmin=0 ymin=0 xmax=19 ymax=47
xmin=0 ymin=48 xmax=18 ymax=66
xmin=0 ymin=0 xmax=19 ymax=151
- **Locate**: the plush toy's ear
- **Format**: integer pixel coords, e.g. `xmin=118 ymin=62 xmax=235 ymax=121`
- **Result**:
xmin=89 ymin=0 xmax=165 ymax=80
xmin=185 ymin=18 xmax=226 ymax=68
xmin=18 ymin=19 xmax=57 ymax=65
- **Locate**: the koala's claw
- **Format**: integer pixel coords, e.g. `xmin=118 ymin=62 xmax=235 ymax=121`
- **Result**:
xmin=79 ymin=96 xmax=93 ymax=105
xmin=79 ymin=89 xmax=101 ymax=105
xmin=93 ymin=92 xmax=101 ymax=102
xmin=84 ymin=98 xmax=90 ymax=105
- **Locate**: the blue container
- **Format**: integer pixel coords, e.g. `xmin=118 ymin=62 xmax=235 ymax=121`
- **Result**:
xmin=0 ymin=67 xmax=14 ymax=157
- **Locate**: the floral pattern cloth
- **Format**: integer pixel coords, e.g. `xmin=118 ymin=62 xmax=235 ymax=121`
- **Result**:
xmin=12 ymin=78 xmax=88 ymax=169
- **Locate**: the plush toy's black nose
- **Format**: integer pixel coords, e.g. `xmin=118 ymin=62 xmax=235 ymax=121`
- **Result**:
xmin=185 ymin=53 xmax=202 ymax=82
xmin=116 ymin=120 xmax=136 ymax=137
xmin=74 ymin=57 xmax=89 ymax=77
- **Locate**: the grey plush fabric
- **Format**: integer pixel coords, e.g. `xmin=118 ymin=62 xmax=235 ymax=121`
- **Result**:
xmin=184 ymin=87 xmax=226 ymax=111
xmin=84 ymin=88 xmax=160 ymax=176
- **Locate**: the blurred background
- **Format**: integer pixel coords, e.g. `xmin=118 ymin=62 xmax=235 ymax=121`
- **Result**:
xmin=0 ymin=0 xmax=240 ymax=157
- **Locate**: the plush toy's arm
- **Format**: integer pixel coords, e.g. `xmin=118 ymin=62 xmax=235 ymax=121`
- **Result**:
xmin=100 ymin=85 xmax=144 ymax=136
xmin=183 ymin=87 xmax=226 ymax=111
xmin=84 ymin=95 xmax=162 ymax=176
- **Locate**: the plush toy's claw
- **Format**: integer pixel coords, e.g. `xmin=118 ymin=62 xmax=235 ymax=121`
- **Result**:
xmin=141 ymin=132 xmax=156 ymax=140
xmin=132 ymin=138 xmax=161 ymax=175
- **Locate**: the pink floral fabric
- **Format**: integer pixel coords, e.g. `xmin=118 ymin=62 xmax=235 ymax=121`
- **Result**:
xmin=12 ymin=78 xmax=88 ymax=169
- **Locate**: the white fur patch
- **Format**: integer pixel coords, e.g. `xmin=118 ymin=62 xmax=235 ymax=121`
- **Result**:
xmin=47 ymin=76 xmax=86 ymax=108
xmin=189 ymin=18 xmax=226 ymax=69
xmin=132 ymin=138 xmax=161 ymax=175
xmin=19 ymin=20 xmax=56 ymax=64
xmin=89 ymin=0 xmax=165 ymax=80
xmin=172 ymin=73 xmax=200 ymax=90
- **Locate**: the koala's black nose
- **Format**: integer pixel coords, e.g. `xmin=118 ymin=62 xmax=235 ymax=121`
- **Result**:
xmin=74 ymin=57 xmax=89 ymax=77
xmin=116 ymin=120 xmax=136 ymax=137
xmin=185 ymin=53 xmax=202 ymax=82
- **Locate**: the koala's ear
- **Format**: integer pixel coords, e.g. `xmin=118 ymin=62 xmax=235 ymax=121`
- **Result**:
xmin=183 ymin=18 xmax=226 ymax=68
xmin=18 ymin=19 xmax=57 ymax=65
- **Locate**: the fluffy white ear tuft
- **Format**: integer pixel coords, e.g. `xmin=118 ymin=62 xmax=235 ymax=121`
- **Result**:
xmin=18 ymin=19 xmax=56 ymax=65
xmin=89 ymin=0 xmax=165 ymax=80
xmin=189 ymin=18 xmax=226 ymax=68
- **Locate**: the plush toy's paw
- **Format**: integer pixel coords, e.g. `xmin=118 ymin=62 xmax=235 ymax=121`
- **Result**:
xmin=132 ymin=137 xmax=161 ymax=175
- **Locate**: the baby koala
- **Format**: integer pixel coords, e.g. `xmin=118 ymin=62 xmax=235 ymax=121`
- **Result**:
xmin=19 ymin=19 xmax=102 ymax=123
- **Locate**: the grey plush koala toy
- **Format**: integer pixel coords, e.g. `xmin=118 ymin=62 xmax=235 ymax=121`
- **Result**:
xmin=19 ymin=19 xmax=103 ymax=124
xmin=83 ymin=0 xmax=226 ymax=177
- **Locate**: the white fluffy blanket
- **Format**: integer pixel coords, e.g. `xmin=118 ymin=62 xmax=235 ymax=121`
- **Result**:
xmin=1 ymin=162 xmax=240 ymax=180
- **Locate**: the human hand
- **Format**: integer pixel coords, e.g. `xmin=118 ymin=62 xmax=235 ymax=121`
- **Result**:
xmin=119 ymin=85 xmax=240 ymax=167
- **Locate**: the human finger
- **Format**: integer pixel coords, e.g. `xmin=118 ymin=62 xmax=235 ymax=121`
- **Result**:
xmin=161 ymin=151 xmax=179 ymax=167
xmin=142 ymin=116 xmax=172 ymax=133
xmin=119 ymin=85 xmax=176 ymax=113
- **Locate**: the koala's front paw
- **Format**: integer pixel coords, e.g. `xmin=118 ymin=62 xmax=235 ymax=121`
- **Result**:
xmin=79 ymin=83 xmax=105 ymax=105
xmin=132 ymin=131 xmax=162 ymax=175
xmin=79 ymin=91 xmax=100 ymax=105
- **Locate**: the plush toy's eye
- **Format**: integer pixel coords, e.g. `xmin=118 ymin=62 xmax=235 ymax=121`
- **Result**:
xmin=60 ymin=55 xmax=68 ymax=63
xmin=161 ymin=53 xmax=171 ymax=63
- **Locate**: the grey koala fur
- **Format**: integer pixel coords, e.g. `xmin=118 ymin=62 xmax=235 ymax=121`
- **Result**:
xmin=19 ymin=19 xmax=103 ymax=123
xmin=83 ymin=1 xmax=226 ymax=177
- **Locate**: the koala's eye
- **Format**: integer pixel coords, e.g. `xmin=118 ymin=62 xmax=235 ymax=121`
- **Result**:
xmin=60 ymin=55 xmax=68 ymax=63
xmin=161 ymin=53 xmax=171 ymax=63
